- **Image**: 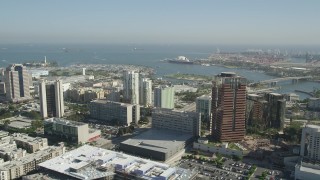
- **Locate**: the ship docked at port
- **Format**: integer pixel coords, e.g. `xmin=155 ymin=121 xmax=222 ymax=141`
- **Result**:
xmin=165 ymin=56 xmax=194 ymax=64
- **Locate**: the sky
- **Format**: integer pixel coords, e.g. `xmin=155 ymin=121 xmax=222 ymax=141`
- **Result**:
xmin=1 ymin=0 xmax=320 ymax=45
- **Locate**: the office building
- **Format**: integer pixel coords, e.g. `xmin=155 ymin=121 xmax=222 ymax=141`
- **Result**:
xmin=308 ymin=98 xmax=320 ymax=111
xmin=246 ymin=93 xmax=286 ymax=130
xmin=211 ymin=72 xmax=246 ymax=142
xmin=152 ymin=108 xmax=201 ymax=136
xmin=154 ymin=85 xmax=175 ymax=109
xmin=196 ymin=95 xmax=212 ymax=129
xmin=44 ymin=118 xmax=101 ymax=144
xmin=139 ymin=78 xmax=152 ymax=107
xmin=39 ymin=80 xmax=64 ymax=119
xmin=4 ymin=64 xmax=30 ymax=102
xmin=89 ymin=100 xmax=140 ymax=125
xmin=300 ymin=125 xmax=320 ymax=160
xmin=38 ymin=145 xmax=196 ymax=180
xmin=295 ymin=161 xmax=320 ymax=180
xmin=0 ymin=82 xmax=5 ymax=95
xmin=123 ymin=71 xmax=139 ymax=104
xmin=246 ymin=94 xmax=268 ymax=128
xmin=265 ymin=93 xmax=286 ymax=129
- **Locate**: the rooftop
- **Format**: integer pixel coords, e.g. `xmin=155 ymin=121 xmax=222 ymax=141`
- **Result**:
xmin=45 ymin=118 xmax=87 ymax=127
xmin=0 ymin=145 xmax=64 ymax=170
xmin=196 ymin=95 xmax=211 ymax=100
xmin=12 ymin=133 xmax=47 ymax=145
xmin=91 ymin=100 xmax=133 ymax=107
xmin=39 ymin=145 xmax=194 ymax=180
xmin=120 ymin=129 xmax=193 ymax=153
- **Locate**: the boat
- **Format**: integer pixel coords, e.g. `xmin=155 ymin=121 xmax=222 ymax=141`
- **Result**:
xmin=167 ymin=56 xmax=194 ymax=64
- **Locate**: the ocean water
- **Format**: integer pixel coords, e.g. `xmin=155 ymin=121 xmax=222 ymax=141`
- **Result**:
xmin=0 ymin=44 xmax=318 ymax=99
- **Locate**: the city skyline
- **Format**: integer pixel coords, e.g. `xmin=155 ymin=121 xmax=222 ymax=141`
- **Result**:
xmin=1 ymin=0 xmax=320 ymax=45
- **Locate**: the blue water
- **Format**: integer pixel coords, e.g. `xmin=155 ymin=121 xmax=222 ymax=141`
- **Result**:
xmin=0 ymin=44 xmax=319 ymax=99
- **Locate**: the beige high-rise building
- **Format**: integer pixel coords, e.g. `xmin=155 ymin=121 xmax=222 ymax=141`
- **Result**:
xmin=39 ymin=80 xmax=64 ymax=119
xmin=139 ymin=78 xmax=152 ymax=107
xmin=4 ymin=64 xmax=30 ymax=102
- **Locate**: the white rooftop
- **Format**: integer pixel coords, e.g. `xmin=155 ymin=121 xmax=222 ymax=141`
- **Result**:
xmin=39 ymin=145 xmax=194 ymax=180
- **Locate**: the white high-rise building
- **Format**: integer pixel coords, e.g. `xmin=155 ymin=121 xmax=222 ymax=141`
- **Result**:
xmin=139 ymin=78 xmax=152 ymax=107
xmin=300 ymin=124 xmax=320 ymax=160
xmin=154 ymin=85 xmax=174 ymax=109
xmin=4 ymin=64 xmax=30 ymax=102
xmin=123 ymin=71 xmax=139 ymax=104
xmin=39 ymin=80 xmax=64 ymax=119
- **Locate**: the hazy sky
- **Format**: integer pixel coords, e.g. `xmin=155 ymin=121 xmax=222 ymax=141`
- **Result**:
xmin=1 ymin=0 xmax=320 ymax=45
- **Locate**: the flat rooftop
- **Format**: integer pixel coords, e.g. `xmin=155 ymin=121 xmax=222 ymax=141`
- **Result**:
xmin=45 ymin=118 xmax=87 ymax=127
xmin=39 ymin=145 xmax=194 ymax=180
xmin=13 ymin=133 xmax=46 ymax=144
xmin=120 ymin=129 xmax=193 ymax=153
xmin=91 ymin=99 xmax=133 ymax=107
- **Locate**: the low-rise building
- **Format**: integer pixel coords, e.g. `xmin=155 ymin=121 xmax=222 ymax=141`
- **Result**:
xmin=65 ymin=88 xmax=105 ymax=103
xmin=0 ymin=144 xmax=65 ymax=180
xmin=193 ymin=139 xmax=244 ymax=157
xmin=44 ymin=118 xmax=101 ymax=144
xmin=12 ymin=133 xmax=48 ymax=153
xmin=120 ymin=129 xmax=193 ymax=161
xmin=0 ymin=138 xmax=26 ymax=162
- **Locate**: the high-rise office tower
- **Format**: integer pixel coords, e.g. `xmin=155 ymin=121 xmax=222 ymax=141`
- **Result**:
xmin=154 ymin=85 xmax=175 ymax=109
xmin=300 ymin=125 xmax=320 ymax=160
xmin=265 ymin=93 xmax=286 ymax=129
xmin=211 ymin=72 xmax=246 ymax=142
xmin=4 ymin=64 xmax=30 ymax=102
xmin=39 ymin=80 xmax=64 ymax=118
xmin=196 ymin=95 xmax=212 ymax=130
xmin=123 ymin=71 xmax=139 ymax=104
xmin=139 ymin=78 xmax=152 ymax=107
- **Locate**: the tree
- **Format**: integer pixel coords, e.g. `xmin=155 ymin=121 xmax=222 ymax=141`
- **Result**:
xmin=232 ymin=155 xmax=242 ymax=162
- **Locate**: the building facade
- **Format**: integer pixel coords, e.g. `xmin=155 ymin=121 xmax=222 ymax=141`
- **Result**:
xmin=152 ymin=108 xmax=201 ymax=136
xmin=246 ymin=94 xmax=268 ymax=129
xmin=308 ymin=98 xmax=320 ymax=111
xmin=44 ymin=118 xmax=101 ymax=144
xmin=211 ymin=72 xmax=246 ymax=142
xmin=89 ymin=100 xmax=139 ymax=125
xmin=123 ymin=71 xmax=139 ymax=104
xmin=154 ymin=85 xmax=175 ymax=109
xmin=265 ymin=93 xmax=286 ymax=129
xmin=300 ymin=125 xmax=320 ymax=160
xmin=39 ymin=80 xmax=64 ymax=119
xmin=4 ymin=64 xmax=30 ymax=102
xmin=65 ymin=88 xmax=105 ymax=103
xmin=196 ymin=95 xmax=212 ymax=129
xmin=139 ymin=78 xmax=152 ymax=107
